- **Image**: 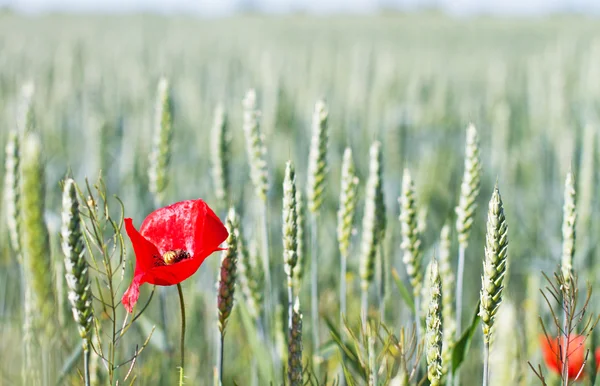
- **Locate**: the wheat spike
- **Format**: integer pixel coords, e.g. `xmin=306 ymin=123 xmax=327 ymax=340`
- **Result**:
xmin=307 ymin=100 xmax=329 ymax=213
xmin=426 ymin=259 xmax=443 ymax=386
xmin=4 ymin=130 xmax=21 ymax=260
xmin=242 ymin=89 xmax=269 ymax=201
xmin=20 ymin=133 xmax=56 ymax=335
xmin=455 ymin=124 xmax=482 ymax=247
xmin=148 ymin=77 xmax=174 ymax=206
xmin=210 ymin=104 xmax=230 ymax=208
xmin=61 ymin=178 xmax=93 ymax=347
xmin=218 ymin=209 xmax=239 ymax=333
xmin=337 ymin=147 xmax=359 ymax=259
xmin=399 ymin=168 xmax=423 ymax=297
xmin=479 ymin=185 xmax=509 ymax=343
xmin=561 ymin=170 xmax=576 ymax=283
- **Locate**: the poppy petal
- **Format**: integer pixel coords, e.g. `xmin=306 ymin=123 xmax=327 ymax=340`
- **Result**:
xmin=122 ymin=272 xmax=145 ymax=313
xmin=147 ymin=258 xmax=202 ymax=285
xmin=140 ymin=200 xmax=201 ymax=254
xmin=125 ymin=218 xmax=161 ymax=270
xmin=192 ymin=201 xmax=228 ymax=260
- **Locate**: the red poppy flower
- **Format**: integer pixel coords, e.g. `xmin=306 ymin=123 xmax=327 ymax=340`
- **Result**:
xmin=122 ymin=199 xmax=228 ymax=313
xmin=541 ymin=334 xmax=600 ymax=380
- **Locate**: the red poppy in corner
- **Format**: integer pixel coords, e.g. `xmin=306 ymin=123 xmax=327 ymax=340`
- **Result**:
xmin=122 ymin=199 xmax=228 ymax=313
xmin=541 ymin=334 xmax=600 ymax=380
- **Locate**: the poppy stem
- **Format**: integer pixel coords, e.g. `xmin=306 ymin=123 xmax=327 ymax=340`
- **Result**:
xmin=482 ymin=340 xmax=490 ymax=386
xmin=176 ymin=283 xmax=186 ymax=385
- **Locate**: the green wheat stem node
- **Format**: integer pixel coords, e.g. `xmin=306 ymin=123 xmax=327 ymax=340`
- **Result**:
xmin=359 ymin=141 xmax=384 ymax=323
xmin=438 ymin=223 xmax=455 ymax=381
xmin=426 ymin=259 xmax=443 ymax=386
xmin=20 ymin=133 xmax=56 ymax=335
xmin=210 ymin=104 xmax=231 ymax=209
xmin=149 ymin=76 xmax=174 ymax=206
xmin=479 ymin=185 xmax=508 ymax=386
xmin=61 ymin=178 xmax=93 ymax=384
xmin=4 ymin=130 xmax=21 ymax=260
xmin=307 ymin=99 xmax=329 ymax=214
xmin=337 ymin=147 xmax=359 ymax=323
xmin=288 ymin=298 xmax=303 ymax=386
xmin=455 ymin=124 xmax=482 ymax=247
xmin=399 ymin=168 xmax=423 ymax=298
xmin=242 ymin=89 xmax=269 ymax=202
xmin=218 ymin=209 xmax=239 ymax=383
xmin=561 ymin=170 xmax=576 ymax=284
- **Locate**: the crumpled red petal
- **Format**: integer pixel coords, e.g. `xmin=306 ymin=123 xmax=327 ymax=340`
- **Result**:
xmin=125 ymin=218 xmax=160 ymax=271
xmin=122 ymin=272 xmax=145 ymax=313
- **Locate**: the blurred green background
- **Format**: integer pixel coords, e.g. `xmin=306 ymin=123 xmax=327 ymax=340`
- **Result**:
xmin=1 ymin=11 xmax=600 ymax=385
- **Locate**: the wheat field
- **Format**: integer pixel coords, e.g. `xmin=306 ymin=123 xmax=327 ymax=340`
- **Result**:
xmin=1 ymin=11 xmax=600 ymax=385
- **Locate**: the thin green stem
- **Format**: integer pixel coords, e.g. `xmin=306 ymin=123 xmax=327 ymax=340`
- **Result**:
xmin=310 ymin=214 xmax=319 ymax=354
xmin=177 ymin=283 xmax=186 ymax=385
xmin=454 ymin=245 xmax=465 ymax=386
xmin=455 ymin=245 xmax=466 ymax=335
xmin=361 ymin=288 xmax=368 ymax=327
xmin=260 ymin=201 xmax=277 ymax=374
xmin=219 ymin=332 xmax=224 ymax=385
xmin=83 ymin=346 xmax=91 ymax=386
xmin=482 ymin=341 xmax=490 ymax=386
xmin=340 ymin=255 xmax=347 ymax=329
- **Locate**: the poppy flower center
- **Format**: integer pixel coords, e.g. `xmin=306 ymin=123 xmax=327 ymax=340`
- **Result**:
xmin=162 ymin=249 xmax=191 ymax=265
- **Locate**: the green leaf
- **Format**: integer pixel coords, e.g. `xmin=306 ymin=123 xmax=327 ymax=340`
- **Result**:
xmin=451 ymin=301 xmax=481 ymax=372
xmin=324 ymin=317 xmax=367 ymax=380
xmin=237 ymin=301 xmax=274 ymax=382
xmin=391 ymin=268 xmax=415 ymax=315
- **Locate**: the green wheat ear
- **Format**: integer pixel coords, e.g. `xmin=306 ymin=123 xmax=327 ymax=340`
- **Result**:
xmin=218 ymin=209 xmax=239 ymax=333
xmin=456 ymin=124 xmax=482 ymax=247
xmin=359 ymin=141 xmax=384 ymax=291
xmin=283 ymin=161 xmax=298 ymax=290
xmin=307 ymin=99 xmax=329 ymax=214
xmin=20 ymin=133 xmax=56 ymax=336
xmin=4 ymin=130 xmax=21 ymax=261
xmin=148 ymin=77 xmax=174 ymax=206
xmin=242 ymin=89 xmax=269 ymax=202
xmin=479 ymin=185 xmax=509 ymax=343
xmin=210 ymin=104 xmax=230 ymax=209
xmin=399 ymin=168 xmax=423 ymax=297
xmin=61 ymin=178 xmax=93 ymax=347
xmin=438 ymin=223 xmax=455 ymax=380
xmin=560 ymin=170 xmax=576 ymax=284
xmin=337 ymin=147 xmax=359 ymax=259
xmin=293 ymin=191 xmax=305 ymax=295
xmin=236 ymin=220 xmax=263 ymax=321
xmin=426 ymin=259 xmax=443 ymax=386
